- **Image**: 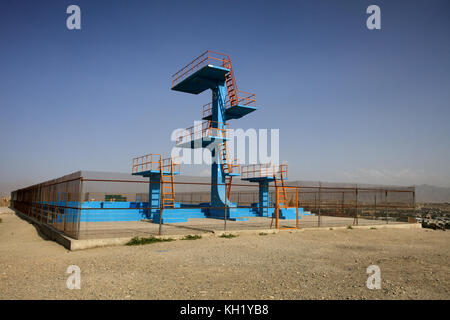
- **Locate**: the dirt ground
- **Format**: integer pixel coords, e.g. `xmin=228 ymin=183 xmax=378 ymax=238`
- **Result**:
xmin=0 ymin=207 xmax=449 ymax=300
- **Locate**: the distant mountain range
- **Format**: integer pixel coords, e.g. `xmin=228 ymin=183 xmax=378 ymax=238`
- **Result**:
xmin=415 ymin=184 xmax=450 ymax=203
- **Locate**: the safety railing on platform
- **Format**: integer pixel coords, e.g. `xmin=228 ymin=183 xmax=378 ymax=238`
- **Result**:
xmin=275 ymin=164 xmax=288 ymax=180
xmin=241 ymin=163 xmax=288 ymax=180
xmin=175 ymin=121 xmax=229 ymax=145
xmin=132 ymin=154 xmax=180 ymax=174
xmin=161 ymin=156 xmax=181 ymax=173
xmin=202 ymin=90 xmax=256 ymax=118
xmin=132 ymin=154 xmax=161 ymax=174
xmin=228 ymin=159 xmax=241 ymax=175
xmin=172 ymin=50 xmax=231 ymax=88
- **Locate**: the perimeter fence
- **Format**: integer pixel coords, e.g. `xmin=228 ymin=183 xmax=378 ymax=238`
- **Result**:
xmin=11 ymin=171 xmax=416 ymax=239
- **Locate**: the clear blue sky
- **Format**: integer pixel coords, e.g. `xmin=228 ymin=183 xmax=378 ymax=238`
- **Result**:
xmin=1 ymin=0 xmax=449 ymax=193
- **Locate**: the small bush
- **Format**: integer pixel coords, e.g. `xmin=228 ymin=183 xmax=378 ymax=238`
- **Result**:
xmin=329 ymin=228 xmax=333 ymax=230
xmin=347 ymin=225 xmax=353 ymax=230
xmin=219 ymin=233 xmax=238 ymax=238
xmin=370 ymin=227 xmax=377 ymax=230
xmin=126 ymin=236 xmax=175 ymax=246
xmin=259 ymin=232 xmax=268 ymax=236
xmin=182 ymin=234 xmax=202 ymax=240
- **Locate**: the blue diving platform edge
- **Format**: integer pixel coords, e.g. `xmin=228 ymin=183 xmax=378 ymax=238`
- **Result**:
xmin=175 ymin=135 xmax=228 ymax=149
xmin=241 ymin=176 xmax=275 ymax=182
xmin=172 ymin=65 xmax=230 ymax=95
xmin=203 ymin=104 xmax=258 ymax=121
xmin=132 ymin=170 xmax=180 ymax=177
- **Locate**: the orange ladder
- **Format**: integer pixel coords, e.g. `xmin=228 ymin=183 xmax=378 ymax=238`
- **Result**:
xmin=160 ymin=158 xmax=176 ymax=208
xmin=223 ymin=59 xmax=238 ymax=107
xmin=271 ymin=164 xmax=288 ymax=229
xmin=273 ymin=164 xmax=288 ymax=209
xmin=218 ymin=141 xmax=235 ymax=199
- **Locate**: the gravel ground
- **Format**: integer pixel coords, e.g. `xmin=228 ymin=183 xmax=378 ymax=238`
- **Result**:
xmin=1 ymin=207 xmax=449 ymax=300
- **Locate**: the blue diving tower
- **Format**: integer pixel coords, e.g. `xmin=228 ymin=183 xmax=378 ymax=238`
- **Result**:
xmin=171 ymin=51 xmax=258 ymax=219
xmin=131 ymin=154 xmax=180 ymax=223
xmin=241 ymin=163 xmax=298 ymax=223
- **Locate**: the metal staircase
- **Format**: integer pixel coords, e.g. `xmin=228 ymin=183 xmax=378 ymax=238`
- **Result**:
xmin=223 ymin=59 xmax=239 ymax=107
xmin=217 ymin=140 xmax=239 ymax=199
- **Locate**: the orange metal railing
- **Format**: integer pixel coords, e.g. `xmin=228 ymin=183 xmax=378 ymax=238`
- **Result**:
xmin=175 ymin=121 xmax=229 ymax=145
xmin=172 ymin=50 xmax=232 ymax=88
xmin=241 ymin=163 xmax=288 ymax=180
xmin=160 ymin=156 xmax=181 ymax=173
xmin=202 ymin=90 xmax=256 ymax=119
xmin=228 ymin=158 xmax=241 ymax=175
xmin=132 ymin=154 xmax=180 ymax=174
xmin=274 ymin=164 xmax=288 ymax=181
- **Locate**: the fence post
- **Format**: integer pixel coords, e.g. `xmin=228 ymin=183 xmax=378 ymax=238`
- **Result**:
xmin=276 ymin=188 xmax=280 ymax=229
xmin=76 ymin=178 xmax=83 ymax=240
xmin=296 ymin=187 xmax=299 ymax=229
xmin=354 ymin=187 xmax=358 ymax=226
xmin=314 ymin=194 xmax=317 ymax=211
xmin=374 ymin=193 xmax=377 ymax=220
xmin=63 ymin=182 xmax=68 ymax=232
xmin=385 ymin=190 xmax=388 ymax=224
xmin=224 ymin=190 xmax=227 ymax=231
xmin=318 ymin=182 xmax=321 ymax=227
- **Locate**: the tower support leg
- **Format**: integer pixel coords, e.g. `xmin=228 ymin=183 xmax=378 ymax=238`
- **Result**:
xmin=148 ymin=175 xmax=161 ymax=221
xmin=259 ymin=180 xmax=270 ymax=217
xmin=209 ymin=82 xmax=236 ymax=218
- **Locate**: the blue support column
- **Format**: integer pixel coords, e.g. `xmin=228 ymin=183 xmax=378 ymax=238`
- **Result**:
xmin=209 ymin=82 xmax=236 ymax=218
xmin=259 ymin=180 xmax=270 ymax=217
xmin=148 ymin=175 xmax=161 ymax=220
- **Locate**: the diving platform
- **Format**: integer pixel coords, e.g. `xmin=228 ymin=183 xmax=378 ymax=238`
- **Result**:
xmin=241 ymin=163 xmax=285 ymax=182
xmin=202 ymin=90 xmax=257 ymax=121
xmin=132 ymin=170 xmax=180 ymax=178
xmin=171 ymin=51 xmax=235 ymax=95
xmin=202 ymin=104 xmax=257 ymax=121
xmin=132 ymin=154 xmax=181 ymax=177
xmin=241 ymin=164 xmax=289 ymax=217
xmin=175 ymin=121 xmax=229 ymax=149
xmin=172 ymin=64 xmax=230 ymax=94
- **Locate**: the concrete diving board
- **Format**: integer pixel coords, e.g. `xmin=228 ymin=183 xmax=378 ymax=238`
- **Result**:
xmin=171 ymin=65 xmax=230 ymax=94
